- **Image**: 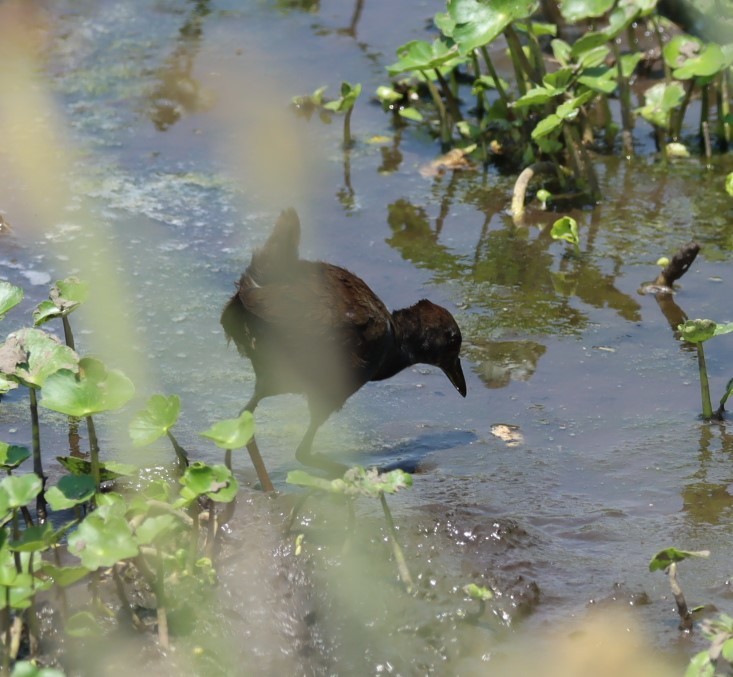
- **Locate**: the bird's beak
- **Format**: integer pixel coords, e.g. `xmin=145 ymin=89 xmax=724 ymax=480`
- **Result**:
xmin=441 ymin=356 xmax=467 ymax=397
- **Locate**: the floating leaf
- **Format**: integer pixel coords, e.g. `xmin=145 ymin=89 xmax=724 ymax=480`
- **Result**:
xmin=0 ymin=282 xmax=23 ymax=320
xmin=0 ymin=328 xmax=78 ymax=389
xmin=129 ymin=394 xmax=181 ymax=447
xmin=199 ymin=411 xmax=254 ymax=450
xmin=177 ymin=462 xmax=238 ymax=504
xmin=714 ymin=322 xmax=733 ymax=337
xmin=41 ymin=357 xmax=134 ymax=416
xmin=287 ymin=466 xmax=413 ymax=498
xmin=68 ymin=512 xmax=139 ymax=570
xmin=0 ymin=443 xmax=30 ymax=471
xmin=46 ymin=475 xmax=96 ymax=510
xmin=649 ymin=547 xmax=710 ymax=572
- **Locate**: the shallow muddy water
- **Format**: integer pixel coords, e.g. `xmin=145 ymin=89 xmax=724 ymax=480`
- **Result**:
xmin=2 ymin=0 xmax=733 ymax=674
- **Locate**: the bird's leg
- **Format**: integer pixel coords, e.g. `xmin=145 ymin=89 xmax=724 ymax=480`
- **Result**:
xmin=295 ymin=415 xmax=349 ymax=477
xmin=242 ymin=395 xmax=275 ymax=492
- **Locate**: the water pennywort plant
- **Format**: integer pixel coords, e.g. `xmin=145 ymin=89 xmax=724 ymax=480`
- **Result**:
xmin=678 ymin=319 xmax=733 ymax=419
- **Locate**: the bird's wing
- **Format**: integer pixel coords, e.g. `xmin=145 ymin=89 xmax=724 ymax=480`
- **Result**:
xmin=239 ymin=263 xmax=392 ymax=359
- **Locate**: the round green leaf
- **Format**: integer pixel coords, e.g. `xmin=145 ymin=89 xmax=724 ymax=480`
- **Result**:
xmin=649 ymin=546 xmax=710 ymax=571
xmin=287 ymin=466 xmax=412 ymax=498
xmin=463 ymin=583 xmax=494 ymax=601
xmin=714 ymin=322 xmax=733 ymax=337
xmin=178 ymin=462 xmax=238 ymax=504
xmin=199 ymin=411 xmax=254 ymax=450
xmin=41 ymin=356 xmax=134 ymax=416
xmin=446 ymin=0 xmax=539 ymax=54
xmin=11 ymin=660 xmax=66 ymax=677
xmin=559 ymin=0 xmax=614 ymax=22
xmin=46 ymin=475 xmax=96 ymax=511
xmin=531 ymin=113 xmax=562 ymax=139
xmin=55 ymin=456 xmax=134 ymax=481
xmin=376 ymin=86 xmax=402 ymax=103
xmin=32 ymin=300 xmax=60 ymax=327
xmin=0 ymin=374 xmax=18 ymax=395
xmin=637 ymin=82 xmax=685 ymax=128
xmin=398 ymin=108 xmax=424 ymax=122
xmin=0 ymin=328 xmax=78 ymax=389
xmin=1 ymin=474 xmax=42 ymax=509
xmin=135 ymin=514 xmax=179 ymax=546
xmin=0 ymin=443 xmax=30 ymax=471
xmin=40 ymin=563 xmax=89 ymax=587
xmin=10 ymin=522 xmax=56 ymax=553
xmin=678 ymin=319 xmax=717 ymax=344
xmin=129 ymin=394 xmax=181 ymax=447
xmin=551 ymin=216 xmax=580 ymax=246
xmin=68 ymin=513 xmax=139 ymax=570
xmin=0 ymin=282 xmax=23 ymax=320
xmin=64 ymin=611 xmax=104 ymax=638
xmin=387 ymin=39 xmax=461 ymax=76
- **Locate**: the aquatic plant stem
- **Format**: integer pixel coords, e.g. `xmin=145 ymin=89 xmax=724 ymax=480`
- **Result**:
xmin=246 ymin=436 xmax=275 ymax=492
xmin=434 ymin=69 xmax=463 ymax=124
xmin=28 ymin=388 xmax=47 ymax=522
xmin=86 ymin=415 xmax=101 ymax=490
xmin=696 ymin=343 xmax=713 ymax=419
xmin=470 ymin=51 xmax=485 ymax=119
xmin=718 ymin=68 xmax=731 ymax=150
xmin=423 ymin=74 xmax=450 ymax=149
xmin=667 ymin=562 xmax=693 ymax=631
xmin=610 ymin=40 xmax=634 ymax=156
xmin=511 ymin=161 xmax=556 ymax=224
xmin=504 ymin=25 xmax=538 ymax=87
xmin=166 ymin=429 xmax=189 ymax=470
xmin=479 ymin=47 xmax=510 ymax=109
xmin=154 ymin=547 xmax=169 ymax=650
xmin=379 ymin=493 xmax=414 ymax=594
xmin=61 ymin=315 xmax=75 ymax=351
xmin=343 ymin=107 xmax=354 ymax=149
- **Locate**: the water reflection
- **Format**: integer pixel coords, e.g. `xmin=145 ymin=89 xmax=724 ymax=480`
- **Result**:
xmin=682 ymin=423 xmax=733 ymax=524
xmin=148 ymin=0 xmax=213 ymax=130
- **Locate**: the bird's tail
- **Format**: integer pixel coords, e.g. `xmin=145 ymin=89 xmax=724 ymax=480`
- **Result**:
xmin=245 ymin=207 xmax=301 ymax=286
xmin=221 ymin=208 xmax=301 ymax=352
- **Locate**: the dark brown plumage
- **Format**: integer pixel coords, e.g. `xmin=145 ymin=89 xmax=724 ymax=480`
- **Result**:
xmin=221 ymin=208 xmax=466 ymax=480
